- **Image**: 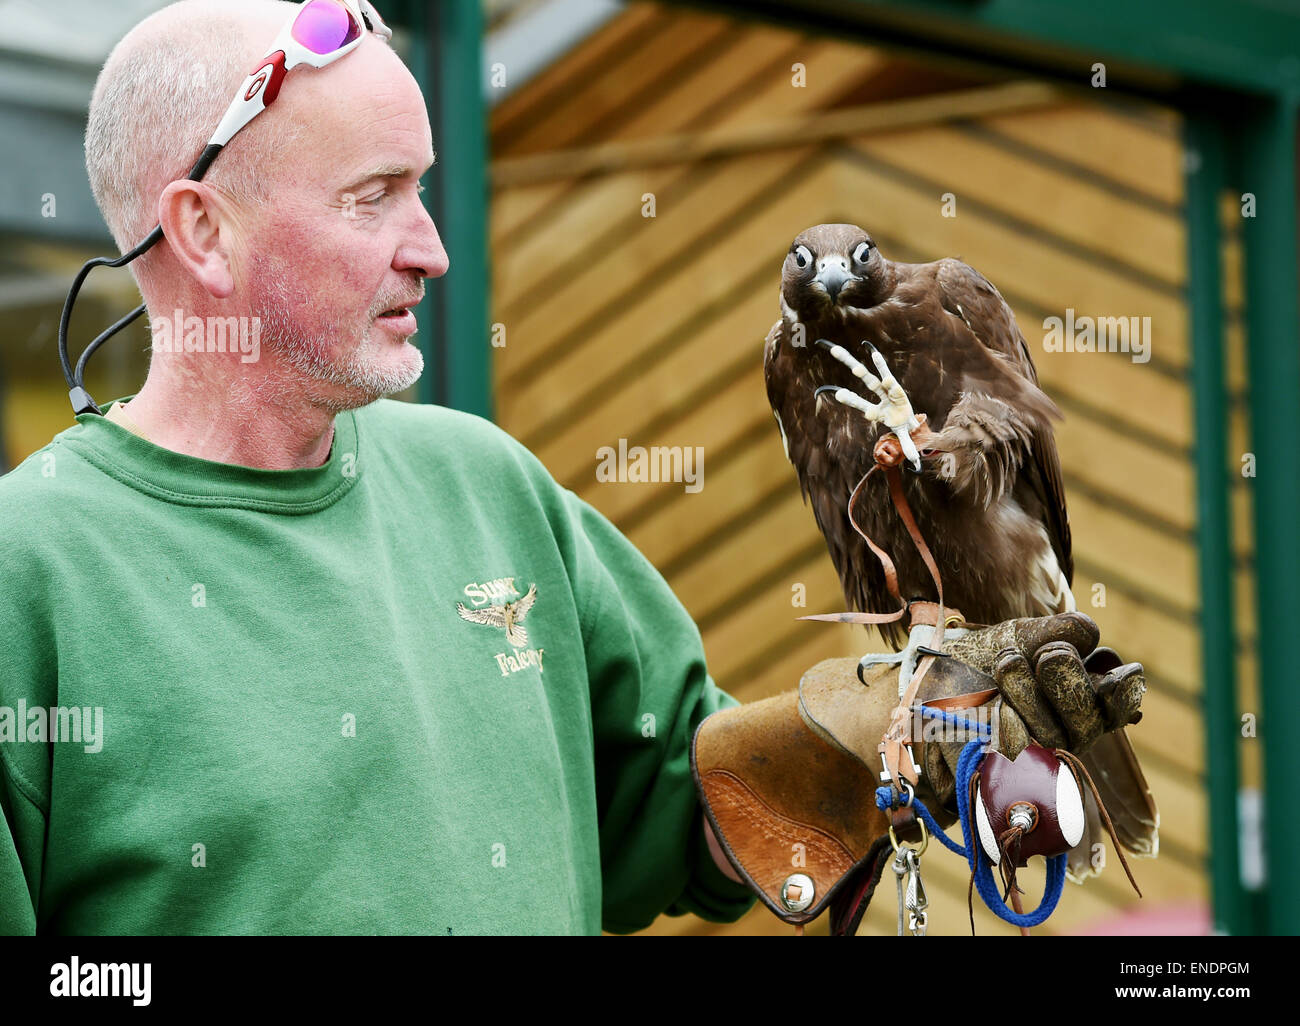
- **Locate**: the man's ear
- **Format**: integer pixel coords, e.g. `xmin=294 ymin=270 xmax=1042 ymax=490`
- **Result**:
xmin=156 ymin=180 xmax=240 ymax=300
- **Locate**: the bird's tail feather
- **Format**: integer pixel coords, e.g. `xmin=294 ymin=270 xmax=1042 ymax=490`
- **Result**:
xmin=1065 ymin=729 xmax=1160 ymax=885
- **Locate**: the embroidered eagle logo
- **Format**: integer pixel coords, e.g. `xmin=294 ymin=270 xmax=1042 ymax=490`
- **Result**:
xmin=456 ymin=584 xmax=538 ymax=648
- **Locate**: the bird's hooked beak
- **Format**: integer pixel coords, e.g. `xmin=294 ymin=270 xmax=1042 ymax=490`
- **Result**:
xmin=814 ymin=258 xmax=852 ymax=302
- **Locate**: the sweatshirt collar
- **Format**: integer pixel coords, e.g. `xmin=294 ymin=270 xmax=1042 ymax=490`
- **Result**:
xmin=60 ymin=397 xmax=361 ymax=514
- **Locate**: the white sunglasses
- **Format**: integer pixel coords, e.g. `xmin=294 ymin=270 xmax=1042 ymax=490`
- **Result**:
xmin=209 ymin=0 xmax=391 ymax=150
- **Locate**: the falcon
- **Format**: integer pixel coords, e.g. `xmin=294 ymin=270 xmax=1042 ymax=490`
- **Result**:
xmin=457 ymin=584 xmax=538 ymax=649
xmin=762 ymin=222 xmax=1157 ymax=880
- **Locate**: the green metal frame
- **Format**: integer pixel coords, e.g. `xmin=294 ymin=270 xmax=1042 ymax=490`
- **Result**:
xmin=1184 ymin=113 xmax=1241 ymax=935
xmin=1232 ymin=93 xmax=1300 ymax=936
xmin=391 ymin=0 xmax=492 ymax=420
xmin=718 ymin=0 xmax=1300 ymax=98
xmin=391 ymin=0 xmax=1297 ymax=932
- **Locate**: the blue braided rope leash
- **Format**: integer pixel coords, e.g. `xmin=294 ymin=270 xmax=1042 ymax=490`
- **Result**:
xmin=874 ymin=708 xmax=1067 ymax=929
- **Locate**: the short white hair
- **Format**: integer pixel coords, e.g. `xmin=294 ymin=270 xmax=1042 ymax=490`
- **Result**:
xmin=84 ymin=0 xmax=304 ymax=262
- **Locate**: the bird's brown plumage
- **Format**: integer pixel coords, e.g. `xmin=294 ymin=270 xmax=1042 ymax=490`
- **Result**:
xmin=764 ymin=223 xmax=1156 ymax=880
xmin=764 ymin=223 xmax=1072 ymax=649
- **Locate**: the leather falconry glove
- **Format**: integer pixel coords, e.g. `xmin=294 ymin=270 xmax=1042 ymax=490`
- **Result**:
xmin=918 ymin=611 xmax=1148 ymax=814
xmin=692 ymin=610 xmax=1150 ymax=929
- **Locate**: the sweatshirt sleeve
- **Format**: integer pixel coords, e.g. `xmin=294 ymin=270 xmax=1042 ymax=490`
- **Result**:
xmin=0 ymin=494 xmax=53 ymax=936
xmin=0 ymin=776 xmax=43 ymax=936
xmin=557 ymin=488 xmax=756 ymax=934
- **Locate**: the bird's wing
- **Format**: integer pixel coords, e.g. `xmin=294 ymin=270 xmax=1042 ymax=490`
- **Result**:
xmin=763 ymin=315 xmax=833 ymax=495
xmin=511 ymin=583 xmax=538 ymax=623
xmin=457 ymin=603 xmax=506 ymax=628
xmin=935 ymin=259 xmax=1038 ymax=380
xmin=936 ymin=259 xmax=1073 ymax=583
xmin=933 ymin=263 xmax=1154 ymax=870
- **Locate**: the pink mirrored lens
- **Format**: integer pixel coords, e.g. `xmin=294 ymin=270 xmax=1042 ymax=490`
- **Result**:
xmin=291 ymin=0 xmax=361 ymax=54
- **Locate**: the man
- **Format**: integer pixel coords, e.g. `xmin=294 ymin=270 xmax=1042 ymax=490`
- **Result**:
xmin=0 ymin=0 xmax=753 ymax=935
xmin=1 ymin=0 xmax=1145 ymax=936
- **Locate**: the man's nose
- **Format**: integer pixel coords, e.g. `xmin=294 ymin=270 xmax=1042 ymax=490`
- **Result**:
xmin=395 ymin=199 xmax=449 ymax=279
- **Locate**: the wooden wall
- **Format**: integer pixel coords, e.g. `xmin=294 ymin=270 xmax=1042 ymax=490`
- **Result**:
xmin=490 ymin=2 xmax=1249 ymax=935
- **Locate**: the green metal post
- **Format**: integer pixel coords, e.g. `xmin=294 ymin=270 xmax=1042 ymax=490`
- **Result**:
xmin=1185 ymin=113 xmax=1246 ymax=936
xmin=404 ymin=0 xmax=493 ymax=418
xmin=401 ymin=0 xmax=434 ymax=405
xmin=1235 ymin=93 xmax=1300 ymax=936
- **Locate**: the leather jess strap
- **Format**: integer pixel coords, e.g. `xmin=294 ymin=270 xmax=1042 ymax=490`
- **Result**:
xmin=797 ymin=466 xmax=943 ymax=636
xmin=799 ymin=428 xmax=950 ymax=795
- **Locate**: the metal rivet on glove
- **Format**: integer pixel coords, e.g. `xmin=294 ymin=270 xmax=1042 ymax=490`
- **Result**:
xmin=781 ymin=874 xmax=815 ymax=913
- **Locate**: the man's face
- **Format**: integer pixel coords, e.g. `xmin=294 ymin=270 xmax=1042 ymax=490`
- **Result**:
xmin=238 ymin=33 xmax=447 ymax=410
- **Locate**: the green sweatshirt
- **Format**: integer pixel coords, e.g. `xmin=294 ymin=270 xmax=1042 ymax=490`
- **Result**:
xmin=0 ymin=397 xmax=754 ymax=935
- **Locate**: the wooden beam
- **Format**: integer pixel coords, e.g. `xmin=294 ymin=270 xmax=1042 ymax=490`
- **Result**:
xmin=493 ymin=80 xmax=1066 ymax=186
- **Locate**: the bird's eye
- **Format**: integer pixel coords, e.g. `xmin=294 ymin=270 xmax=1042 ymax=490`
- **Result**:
xmin=793 ymin=245 xmax=813 ymax=269
xmin=853 ymin=242 xmax=873 ymax=264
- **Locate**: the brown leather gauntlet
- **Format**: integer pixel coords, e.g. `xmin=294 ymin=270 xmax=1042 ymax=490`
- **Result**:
xmin=694 ymin=611 xmax=1154 ymax=928
xmin=691 ymin=658 xmax=912 ymax=927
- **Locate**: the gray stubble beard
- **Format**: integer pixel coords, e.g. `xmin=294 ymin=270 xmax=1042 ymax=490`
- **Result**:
xmin=249 ymin=262 xmax=425 ymax=412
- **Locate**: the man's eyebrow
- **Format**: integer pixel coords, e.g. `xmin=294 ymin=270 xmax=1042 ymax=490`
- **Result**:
xmin=339 ymin=156 xmax=436 ymax=194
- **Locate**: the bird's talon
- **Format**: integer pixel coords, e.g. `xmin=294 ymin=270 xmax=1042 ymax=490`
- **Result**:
xmin=870 ymin=349 xmax=893 ymax=382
